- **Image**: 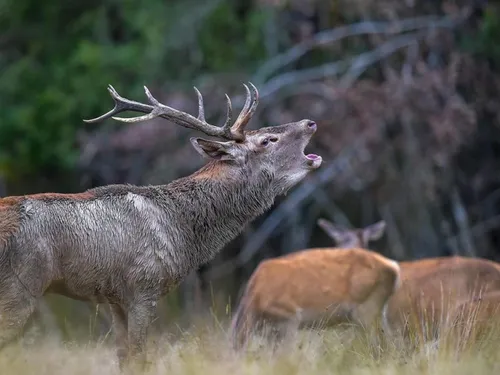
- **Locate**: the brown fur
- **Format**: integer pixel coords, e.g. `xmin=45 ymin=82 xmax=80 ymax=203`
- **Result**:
xmin=0 ymin=192 xmax=96 ymax=205
xmin=231 ymin=247 xmax=400 ymax=349
xmin=0 ymin=205 xmax=20 ymax=246
xmin=384 ymin=256 xmax=500 ymax=339
xmin=450 ymin=290 xmax=500 ymax=345
xmin=315 ymin=219 xmax=500 ymax=342
xmin=192 ymin=163 xmax=230 ymax=180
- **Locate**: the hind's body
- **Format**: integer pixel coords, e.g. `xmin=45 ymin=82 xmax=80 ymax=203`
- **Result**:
xmin=231 ymin=247 xmax=400 ymax=348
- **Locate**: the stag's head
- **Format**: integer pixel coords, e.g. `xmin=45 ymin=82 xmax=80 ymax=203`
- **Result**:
xmin=317 ymin=219 xmax=386 ymax=249
xmin=84 ymin=83 xmax=322 ymax=193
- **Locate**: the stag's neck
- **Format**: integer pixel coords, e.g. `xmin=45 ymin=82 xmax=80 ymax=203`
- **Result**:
xmin=156 ymin=162 xmax=275 ymax=276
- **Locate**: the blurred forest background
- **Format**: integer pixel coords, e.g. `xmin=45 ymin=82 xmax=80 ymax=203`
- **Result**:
xmin=1 ymin=0 xmax=500 ymax=341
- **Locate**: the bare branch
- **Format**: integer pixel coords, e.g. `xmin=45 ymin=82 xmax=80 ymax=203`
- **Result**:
xmin=252 ymin=13 xmax=469 ymax=85
xmin=338 ymin=30 xmax=429 ymax=88
xmin=247 ymin=9 xmax=473 ymax=103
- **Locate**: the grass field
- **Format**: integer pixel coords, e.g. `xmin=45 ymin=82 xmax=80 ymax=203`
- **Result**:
xmin=1 ymin=314 xmax=499 ymax=375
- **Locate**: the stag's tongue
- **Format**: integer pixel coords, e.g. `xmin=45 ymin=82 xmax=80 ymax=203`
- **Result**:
xmin=306 ymin=154 xmax=320 ymax=160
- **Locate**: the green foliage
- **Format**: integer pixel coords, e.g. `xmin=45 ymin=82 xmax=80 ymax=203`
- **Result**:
xmin=460 ymin=6 xmax=500 ymax=66
xmin=197 ymin=1 xmax=268 ymax=72
xmin=0 ymin=0 xmax=268 ymax=190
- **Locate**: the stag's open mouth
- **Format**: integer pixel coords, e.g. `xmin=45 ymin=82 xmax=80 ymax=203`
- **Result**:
xmin=305 ymin=153 xmax=322 ymax=169
xmin=301 ymin=120 xmax=322 ymax=169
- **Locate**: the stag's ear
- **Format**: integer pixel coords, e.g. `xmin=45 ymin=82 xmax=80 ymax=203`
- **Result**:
xmin=364 ymin=220 xmax=386 ymax=241
xmin=190 ymin=137 xmax=240 ymax=161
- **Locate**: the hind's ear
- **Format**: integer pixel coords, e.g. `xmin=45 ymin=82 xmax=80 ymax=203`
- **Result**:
xmin=317 ymin=219 xmax=352 ymax=244
xmin=364 ymin=220 xmax=386 ymax=241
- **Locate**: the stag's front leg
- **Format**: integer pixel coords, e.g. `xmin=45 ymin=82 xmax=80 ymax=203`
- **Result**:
xmin=127 ymin=299 xmax=158 ymax=366
xmin=110 ymin=304 xmax=128 ymax=368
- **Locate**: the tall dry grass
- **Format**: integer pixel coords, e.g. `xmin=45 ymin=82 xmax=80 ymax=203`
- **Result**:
xmin=2 ymin=301 xmax=500 ymax=375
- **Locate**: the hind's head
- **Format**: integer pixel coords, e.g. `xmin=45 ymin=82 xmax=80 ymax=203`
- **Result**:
xmin=317 ymin=219 xmax=386 ymax=248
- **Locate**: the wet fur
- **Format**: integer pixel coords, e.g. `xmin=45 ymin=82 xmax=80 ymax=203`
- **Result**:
xmin=0 ymin=120 xmax=320 ymax=367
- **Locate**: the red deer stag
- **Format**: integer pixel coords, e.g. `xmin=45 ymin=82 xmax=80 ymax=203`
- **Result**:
xmin=0 ymin=83 xmax=322 ymax=367
xmin=230 ymin=218 xmax=399 ymax=350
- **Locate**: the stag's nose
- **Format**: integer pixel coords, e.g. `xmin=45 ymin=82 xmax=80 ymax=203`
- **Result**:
xmin=301 ymin=119 xmax=317 ymax=132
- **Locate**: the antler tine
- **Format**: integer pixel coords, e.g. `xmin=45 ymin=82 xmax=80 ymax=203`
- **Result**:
xmin=194 ymin=87 xmax=236 ymax=140
xmin=83 ymin=83 xmax=253 ymax=141
xmin=246 ymin=82 xmax=259 ymax=119
xmin=193 ymin=87 xmax=206 ymax=122
xmin=221 ymin=94 xmax=233 ymax=132
xmin=234 ymin=84 xmax=252 ymax=124
xmin=230 ymin=82 xmax=259 ymax=138
xmin=111 ymin=86 xmax=162 ymax=123
xmin=83 ymin=85 xmax=154 ymax=124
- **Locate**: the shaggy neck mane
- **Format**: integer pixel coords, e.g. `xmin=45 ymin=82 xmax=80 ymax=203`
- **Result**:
xmin=168 ymin=162 xmax=275 ymax=241
xmin=161 ymin=161 xmax=275 ymax=262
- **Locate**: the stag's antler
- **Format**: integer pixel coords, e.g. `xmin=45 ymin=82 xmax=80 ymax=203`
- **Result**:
xmin=83 ymin=83 xmax=259 ymax=142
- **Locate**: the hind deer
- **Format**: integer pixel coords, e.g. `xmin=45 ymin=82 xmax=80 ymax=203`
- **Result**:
xmin=450 ymin=290 xmax=500 ymax=346
xmin=230 ymin=218 xmax=400 ymax=350
xmin=316 ymin=218 xmax=387 ymax=248
xmin=0 ymin=83 xmax=322 ymax=367
xmin=317 ymin=219 xmax=500 ymax=342
xmin=384 ymin=256 xmax=500 ymax=341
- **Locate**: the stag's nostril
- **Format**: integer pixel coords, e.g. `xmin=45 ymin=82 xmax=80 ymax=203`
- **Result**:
xmin=307 ymin=120 xmax=317 ymax=129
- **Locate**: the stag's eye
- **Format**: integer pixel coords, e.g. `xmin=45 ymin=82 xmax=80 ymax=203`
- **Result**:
xmin=261 ymin=136 xmax=278 ymax=147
